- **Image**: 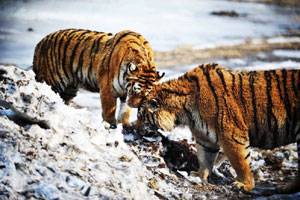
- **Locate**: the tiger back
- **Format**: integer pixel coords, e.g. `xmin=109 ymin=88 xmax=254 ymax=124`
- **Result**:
xmin=33 ymin=29 xmax=164 ymax=128
xmin=138 ymin=63 xmax=300 ymax=193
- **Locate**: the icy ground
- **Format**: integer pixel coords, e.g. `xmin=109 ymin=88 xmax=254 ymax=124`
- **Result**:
xmin=0 ymin=65 xmax=300 ymax=199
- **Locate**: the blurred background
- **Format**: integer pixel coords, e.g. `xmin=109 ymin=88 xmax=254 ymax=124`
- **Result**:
xmin=0 ymin=0 xmax=299 ymax=72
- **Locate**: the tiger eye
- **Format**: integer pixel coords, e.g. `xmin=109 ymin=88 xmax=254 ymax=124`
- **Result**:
xmin=129 ymin=63 xmax=137 ymax=72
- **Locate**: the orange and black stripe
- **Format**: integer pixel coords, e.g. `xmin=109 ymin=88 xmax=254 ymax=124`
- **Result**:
xmin=141 ymin=63 xmax=300 ymax=150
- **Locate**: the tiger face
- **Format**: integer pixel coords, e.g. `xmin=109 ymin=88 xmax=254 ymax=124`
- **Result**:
xmin=137 ymin=90 xmax=177 ymax=132
xmin=125 ymin=62 xmax=165 ymax=108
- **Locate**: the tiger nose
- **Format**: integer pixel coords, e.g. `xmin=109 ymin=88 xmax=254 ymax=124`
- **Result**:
xmin=133 ymin=82 xmax=141 ymax=94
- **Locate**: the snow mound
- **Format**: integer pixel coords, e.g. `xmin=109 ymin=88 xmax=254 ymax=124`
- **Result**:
xmin=0 ymin=65 xmax=176 ymax=199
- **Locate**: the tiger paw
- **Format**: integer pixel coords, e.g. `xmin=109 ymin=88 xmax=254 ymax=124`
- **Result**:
xmin=102 ymin=121 xmax=117 ymax=130
xmin=110 ymin=123 xmax=117 ymax=129
xmin=232 ymin=181 xmax=253 ymax=192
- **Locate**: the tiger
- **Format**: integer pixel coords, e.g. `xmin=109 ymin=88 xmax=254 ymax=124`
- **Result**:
xmin=137 ymin=63 xmax=300 ymax=193
xmin=33 ymin=29 xmax=164 ymax=129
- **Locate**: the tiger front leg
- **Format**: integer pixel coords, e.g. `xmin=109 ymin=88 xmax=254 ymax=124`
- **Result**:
xmin=191 ymin=138 xmax=219 ymax=182
xmin=117 ymin=97 xmax=132 ymax=127
xmin=220 ymin=129 xmax=254 ymax=192
xmin=100 ymin=88 xmax=117 ymax=129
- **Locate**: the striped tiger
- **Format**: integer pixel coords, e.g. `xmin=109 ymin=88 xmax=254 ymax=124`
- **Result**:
xmin=33 ymin=29 xmax=164 ymax=129
xmin=137 ymin=63 xmax=300 ymax=193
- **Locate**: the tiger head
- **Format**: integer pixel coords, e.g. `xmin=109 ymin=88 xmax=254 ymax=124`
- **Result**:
xmin=109 ymin=30 xmax=165 ymax=108
xmin=125 ymin=61 xmax=165 ymax=108
xmin=137 ymin=87 xmax=177 ymax=132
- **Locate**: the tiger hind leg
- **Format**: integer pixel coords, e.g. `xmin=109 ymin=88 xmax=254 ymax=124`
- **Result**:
xmin=191 ymin=138 xmax=219 ymax=182
xmin=220 ymin=130 xmax=254 ymax=192
xmin=59 ymin=85 xmax=79 ymax=105
xmin=277 ymin=132 xmax=300 ymax=193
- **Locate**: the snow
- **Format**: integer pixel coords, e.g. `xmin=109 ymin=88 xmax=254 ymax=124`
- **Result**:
xmin=267 ymin=36 xmax=300 ymax=44
xmin=227 ymin=58 xmax=248 ymax=66
xmin=230 ymin=60 xmax=300 ymax=71
xmin=192 ymin=39 xmax=245 ymax=50
xmin=273 ymin=50 xmax=300 ymax=59
xmin=0 ymin=65 xmax=160 ymax=199
xmin=251 ymin=150 xmax=266 ymax=171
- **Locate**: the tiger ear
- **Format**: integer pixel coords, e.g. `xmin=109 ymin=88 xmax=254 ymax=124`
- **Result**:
xmin=147 ymin=98 xmax=159 ymax=112
xmin=156 ymin=71 xmax=165 ymax=82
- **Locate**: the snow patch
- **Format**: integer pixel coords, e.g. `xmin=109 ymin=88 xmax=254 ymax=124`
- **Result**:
xmin=267 ymin=36 xmax=300 ymax=44
xmin=273 ymin=50 xmax=300 ymax=59
xmin=230 ymin=60 xmax=300 ymax=71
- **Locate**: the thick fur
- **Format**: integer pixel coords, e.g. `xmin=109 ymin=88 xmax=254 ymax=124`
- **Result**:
xmin=138 ymin=63 xmax=300 ymax=193
xmin=33 ymin=29 xmax=163 ymax=127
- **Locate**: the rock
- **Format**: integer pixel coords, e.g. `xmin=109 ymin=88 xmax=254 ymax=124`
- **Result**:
xmin=211 ymin=11 xmax=241 ymax=17
xmin=148 ymin=177 xmax=159 ymax=190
